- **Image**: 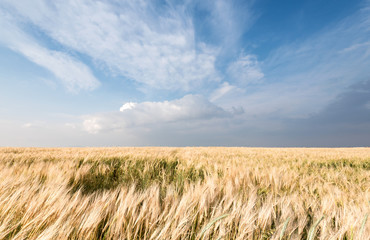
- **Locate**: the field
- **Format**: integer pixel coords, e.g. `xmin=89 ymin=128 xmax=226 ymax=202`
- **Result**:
xmin=0 ymin=147 xmax=369 ymax=240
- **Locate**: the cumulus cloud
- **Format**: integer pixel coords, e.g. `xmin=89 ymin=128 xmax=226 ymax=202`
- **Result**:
xmin=0 ymin=9 xmax=100 ymax=92
xmin=1 ymin=0 xmax=220 ymax=91
xmin=120 ymin=102 xmax=137 ymax=112
xmin=83 ymin=95 xmax=230 ymax=134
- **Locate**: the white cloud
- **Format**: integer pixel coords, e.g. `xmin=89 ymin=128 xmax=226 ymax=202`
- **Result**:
xmin=201 ymin=0 xmax=255 ymax=47
xmin=340 ymin=41 xmax=370 ymax=53
xmin=19 ymin=46 xmax=100 ymax=92
xmin=83 ymin=118 xmax=103 ymax=134
xmin=209 ymin=82 xmax=241 ymax=102
xmin=1 ymin=0 xmax=220 ymax=91
xmin=83 ymin=95 xmax=229 ymax=134
xmin=227 ymin=54 xmax=264 ymax=86
xmin=0 ymin=9 xmax=100 ymax=92
xmin=120 ymin=102 xmax=137 ymax=112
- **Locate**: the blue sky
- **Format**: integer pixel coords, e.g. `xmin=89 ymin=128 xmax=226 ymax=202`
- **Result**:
xmin=0 ymin=0 xmax=370 ymax=147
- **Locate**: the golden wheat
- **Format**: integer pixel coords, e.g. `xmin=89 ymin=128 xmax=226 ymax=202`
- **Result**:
xmin=0 ymin=147 xmax=369 ymax=239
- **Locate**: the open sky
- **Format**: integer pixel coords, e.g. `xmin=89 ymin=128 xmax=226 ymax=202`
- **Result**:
xmin=1 ymin=0 xmax=370 ymax=147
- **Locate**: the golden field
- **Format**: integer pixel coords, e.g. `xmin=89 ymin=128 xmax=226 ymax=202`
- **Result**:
xmin=0 ymin=147 xmax=369 ymax=240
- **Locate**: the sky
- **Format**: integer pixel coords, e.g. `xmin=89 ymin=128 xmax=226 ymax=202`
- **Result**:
xmin=0 ymin=0 xmax=370 ymax=147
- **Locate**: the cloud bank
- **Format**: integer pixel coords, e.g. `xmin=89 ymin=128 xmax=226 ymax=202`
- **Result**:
xmin=83 ymin=95 xmax=230 ymax=134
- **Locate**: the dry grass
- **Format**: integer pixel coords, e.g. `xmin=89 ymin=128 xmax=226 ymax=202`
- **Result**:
xmin=0 ymin=147 xmax=369 ymax=240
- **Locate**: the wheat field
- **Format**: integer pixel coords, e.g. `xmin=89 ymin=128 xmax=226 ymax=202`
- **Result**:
xmin=0 ymin=147 xmax=369 ymax=240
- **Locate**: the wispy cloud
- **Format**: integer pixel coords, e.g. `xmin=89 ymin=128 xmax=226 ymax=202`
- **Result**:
xmin=1 ymin=0 xmax=222 ymax=91
xmin=0 ymin=9 xmax=100 ymax=92
xmin=209 ymin=82 xmax=242 ymax=102
xmin=0 ymin=0 xmax=258 ymax=93
xmin=194 ymin=0 xmax=255 ymax=49
xmin=217 ymin=2 xmax=370 ymax=118
xmin=227 ymin=54 xmax=264 ymax=86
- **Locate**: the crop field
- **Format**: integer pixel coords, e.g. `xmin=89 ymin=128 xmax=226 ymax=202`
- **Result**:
xmin=0 ymin=147 xmax=369 ymax=240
